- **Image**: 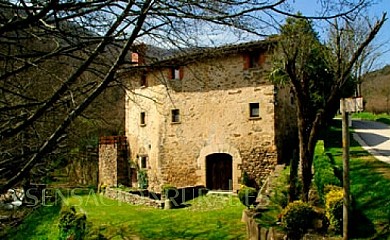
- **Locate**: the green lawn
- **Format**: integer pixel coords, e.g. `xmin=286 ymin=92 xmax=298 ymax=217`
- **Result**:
xmin=7 ymin=193 xmax=247 ymax=239
xmin=325 ymin=120 xmax=390 ymax=238
xmin=351 ymin=112 xmax=390 ymax=125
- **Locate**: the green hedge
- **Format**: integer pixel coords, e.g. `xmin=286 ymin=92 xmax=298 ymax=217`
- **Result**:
xmin=314 ymin=141 xmax=341 ymax=202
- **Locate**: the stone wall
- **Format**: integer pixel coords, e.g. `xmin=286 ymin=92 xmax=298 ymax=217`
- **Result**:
xmin=240 ymin=147 xmax=277 ymax=188
xmin=274 ymin=85 xmax=298 ymax=164
xmin=103 ymin=187 xmax=161 ymax=208
xmin=241 ymin=210 xmax=284 ymax=240
xmin=66 ymin=148 xmax=98 ymax=186
xmin=98 ymin=136 xmax=129 ymax=187
xmin=125 ymin=49 xmax=290 ymax=192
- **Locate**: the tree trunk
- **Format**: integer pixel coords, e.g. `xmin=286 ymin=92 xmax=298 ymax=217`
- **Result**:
xmin=299 ymin=138 xmax=314 ymax=202
xmin=288 ymin=149 xmax=299 ymax=202
xmin=297 ymin=111 xmax=317 ymax=202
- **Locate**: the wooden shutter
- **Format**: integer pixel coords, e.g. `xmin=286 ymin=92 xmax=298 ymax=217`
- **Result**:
xmin=167 ymin=68 xmax=173 ymax=80
xmin=259 ymin=53 xmax=266 ymax=66
xmin=243 ymin=53 xmax=250 ymax=70
xmin=179 ymin=66 xmax=184 ymax=80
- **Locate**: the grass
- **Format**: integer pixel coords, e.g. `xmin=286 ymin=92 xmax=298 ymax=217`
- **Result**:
xmin=6 ymin=203 xmax=62 ymax=240
xmin=351 ymin=112 xmax=390 ymax=125
xmin=324 ymin=120 xmax=390 ymax=239
xmin=7 ymin=192 xmax=247 ymax=239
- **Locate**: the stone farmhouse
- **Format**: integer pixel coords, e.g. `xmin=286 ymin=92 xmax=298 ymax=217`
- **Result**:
xmin=99 ymin=40 xmax=297 ymax=193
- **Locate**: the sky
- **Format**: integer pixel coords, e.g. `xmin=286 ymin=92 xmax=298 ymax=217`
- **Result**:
xmin=290 ymin=0 xmax=390 ymax=69
xmin=145 ymin=1 xmax=390 ymax=70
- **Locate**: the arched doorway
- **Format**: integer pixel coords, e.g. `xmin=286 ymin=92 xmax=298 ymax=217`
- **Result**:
xmin=206 ymin=153 xmax=232 ymax=190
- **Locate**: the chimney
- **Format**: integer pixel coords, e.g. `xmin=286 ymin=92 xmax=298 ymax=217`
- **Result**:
xmin=131 ymin=52 xmax=139 ymax=65
xmin=131 ymin=43 xmax=147 ymax=65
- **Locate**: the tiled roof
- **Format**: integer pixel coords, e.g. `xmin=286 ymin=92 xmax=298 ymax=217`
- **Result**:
xmin=150 ymin=39 xmax=276 ymax=66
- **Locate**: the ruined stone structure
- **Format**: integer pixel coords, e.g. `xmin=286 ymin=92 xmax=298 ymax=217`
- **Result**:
xmin=102 ymin=41 xmax=297 ymax=193
xmin=98 ymin=136 xmax=129 ymax=187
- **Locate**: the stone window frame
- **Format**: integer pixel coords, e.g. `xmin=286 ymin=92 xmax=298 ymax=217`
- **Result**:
xmin=249 ymin=102 xmax=261 ymax=119
xmin=140 ymin=111 xmax=146 ymax=126
xmin=171 ymin=109 xmax=181 ymax=123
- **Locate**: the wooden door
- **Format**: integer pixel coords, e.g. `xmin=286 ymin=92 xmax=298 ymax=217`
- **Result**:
xmin=206 ymin=153 xmax=232 ymax=190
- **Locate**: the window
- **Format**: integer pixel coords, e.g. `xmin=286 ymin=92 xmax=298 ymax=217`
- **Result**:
xmin=169 ymin=66 xmax=183 ymax=80
xmin=139 ymin=155 xmax=148 ymax=169
xmin=140 ymin=74 xmax=147 ymax=87
xmin=249 ymin=103 xmax=260 ymax=118
xmin=140 ymin=112 xmax=146 ymax=126
xmin=244 ymin=51 xmax=266 ymax=69
xmin=171 ymin=109 xmax=180 ymax=123
xmin=249 ymin=52 xmax=261 ymax=68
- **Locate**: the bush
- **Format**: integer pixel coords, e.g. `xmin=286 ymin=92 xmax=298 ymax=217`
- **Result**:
xmin=280 ymin=200 xmax=315 ymax=240
xmin=58 ymin=206 xmax=87 ymax=240
xmin=162 ymin=184 xmax=178 ymax=198
xmin=137 ymin=170 xmax=148 ymax=189
xmin=312 ymin=210 xmax=329 ymax=233
xmin=269 ymin=167 xmax=290 ymax=208
xmin=313 ymin=150 xmax=341 ymax=203
xmin=241 ymin=171 xmax=250 ymax=186
xmin=325 ymin=188 xmax=343 ymax=233
xmin=238 ymin=186 xmax=258 ymax=208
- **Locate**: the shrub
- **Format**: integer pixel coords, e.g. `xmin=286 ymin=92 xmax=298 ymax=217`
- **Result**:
xmin=162 ymin=184 xmax=178 ymax=198
xmin=312 ymin=210 xmax=329 ymax=233
xmin=137 ymin=170 xmax=148 ymax=189
xmin=269 ymin=167 xmax=290 ymax=208
xmin=58 ymin=206 xmax=87 ymax=240
xmin=238 ymin=186 xmax=258 ymax=208
xmin=313 ymin=151 xmax=341 ymax=203
xmin=325 ymin=188 xmax=343 ymax=233
xmin=241 ymin=171 xmax=250 ymax=186
xmin=280 ymin=200 xmax=315 ymax=240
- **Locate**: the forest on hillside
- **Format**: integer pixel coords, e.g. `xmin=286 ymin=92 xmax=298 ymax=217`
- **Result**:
xmin=362 ymin=65 xmax=390 ymax=113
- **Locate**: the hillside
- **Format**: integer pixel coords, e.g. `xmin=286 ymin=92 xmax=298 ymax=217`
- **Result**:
xmin=361 ymin=65 xmax=390 ymax=113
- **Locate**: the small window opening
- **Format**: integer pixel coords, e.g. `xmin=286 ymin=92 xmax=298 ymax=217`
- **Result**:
xmin=140 ymin=74 xmax=147 ymax=87
xmin=249 ymin=52 xmax=261 ymax=68
xmin=140 ymin=112 xmax=146 ymax=125
xmin=171 ymin=109 xmax=180 ymax=123
xmin=139 ymin=156 xmax=148 ymax=169
xmin=170 ymin=67 xmax=181 ymax=80
xmin=249 ymin=103 xmax=260 ymax=118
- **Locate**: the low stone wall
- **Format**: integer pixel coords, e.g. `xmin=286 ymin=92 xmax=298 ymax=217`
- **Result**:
xmin=241 ymin=209 xmax=284 ymax=240
xmin=103 ymin=188 xmax=161 ymax=208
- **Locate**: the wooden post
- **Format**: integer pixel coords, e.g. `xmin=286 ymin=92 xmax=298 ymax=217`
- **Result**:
xmin=341 ymin=99 xmax=350 ymax=240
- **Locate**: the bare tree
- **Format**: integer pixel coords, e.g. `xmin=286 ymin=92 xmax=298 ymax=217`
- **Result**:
xmin=271 ymin=12 xmax=386 ymax=201
xmin=0 ymin=0 xmax=375 ymax=192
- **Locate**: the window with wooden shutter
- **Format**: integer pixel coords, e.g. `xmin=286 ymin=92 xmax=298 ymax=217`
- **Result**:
xmin=169 ymin=66 xmax=183 ymax=80
xmin=243 ymin=51 xmax=266 ymax=69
